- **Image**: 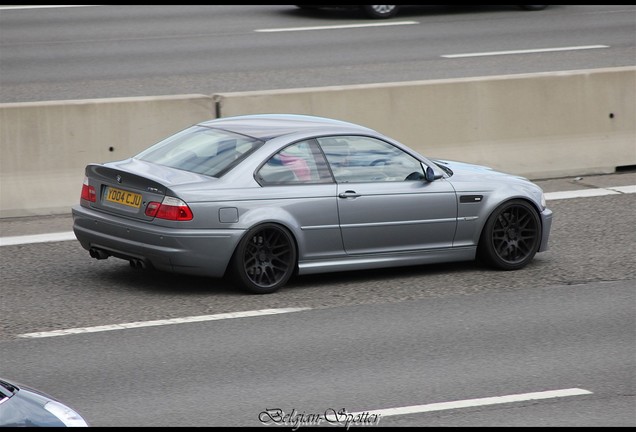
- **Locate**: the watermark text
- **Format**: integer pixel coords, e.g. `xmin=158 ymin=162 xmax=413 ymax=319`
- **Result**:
xmin=259 ymin=408 xmax=381 ymax=430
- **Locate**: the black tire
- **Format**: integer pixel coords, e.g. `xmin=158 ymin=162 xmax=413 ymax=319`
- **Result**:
xmin=361 ymin=5 xmax=399 ymax=19
xmin=478 ymin=199 xmax=541 ymax=270
xmin=230 ymin=223 xmax=297 ymax=294
xmin=518 ymin=5 xmax=548 ymax=11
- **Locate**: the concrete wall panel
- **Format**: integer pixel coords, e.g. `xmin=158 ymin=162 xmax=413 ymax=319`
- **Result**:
xmin=0 ymin=95 xmax=215 ymax=217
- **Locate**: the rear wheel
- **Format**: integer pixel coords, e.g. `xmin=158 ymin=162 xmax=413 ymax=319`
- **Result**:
xmin=230 ymin=223 xmax=297 ymax=294
xmin=361 ymin=5 xmax=399 ymax=19
xmin=478 ymin=200 xmax=541 ymax=270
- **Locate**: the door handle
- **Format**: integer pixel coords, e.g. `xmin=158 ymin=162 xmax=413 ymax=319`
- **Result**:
xmin=338 ymin=190 xmax=360 ymax=198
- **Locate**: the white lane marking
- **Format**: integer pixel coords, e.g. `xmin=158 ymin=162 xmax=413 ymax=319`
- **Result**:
xmin=442 ymin=45 xmax=609 ymax=58
xmin=543 ymin=185 xmax=636 ymax=200
xmin=350 ymin=388 xmax=593 ymax=418
xmin=544 ymin=188 xmax=621 ymax=201
xmin=1 ymin=185 xmax=634 ymax=247
xmin=0 ymin=231 xmax=77 ymax=247
xmin=18 ymin=308 xmax=311 ymax=339
xmin=0 ymin=5 xmax=98 ymax=10
xmin=255 ymin=21 xmax=419 ymax=33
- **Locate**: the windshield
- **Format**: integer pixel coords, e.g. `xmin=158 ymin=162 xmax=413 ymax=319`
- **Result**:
xmin=136 ymin=126 xmax=264 ymax=177
xmin=433 ymin=160 xmax=454 ymax=177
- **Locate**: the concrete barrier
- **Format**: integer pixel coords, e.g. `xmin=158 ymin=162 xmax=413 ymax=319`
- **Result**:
xmin=0 ymin=95 xmax=215 ymax=218
xmin=215 ymin=66 xmax=636 ymax=180
xmin=1 ymin=67 xmax=634 ymax=218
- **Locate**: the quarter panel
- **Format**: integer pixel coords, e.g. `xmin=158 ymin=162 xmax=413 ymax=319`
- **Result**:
xmin=188 ymin=184 xmax=345 ymax=261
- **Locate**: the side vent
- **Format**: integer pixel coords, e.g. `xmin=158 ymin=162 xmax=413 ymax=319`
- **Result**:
xmin=460 ymin=195 xmax=483 ymax=203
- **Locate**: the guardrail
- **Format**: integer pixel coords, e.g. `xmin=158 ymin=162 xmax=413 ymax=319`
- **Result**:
xmin=1 ymin=67 xmax=634 ymax=218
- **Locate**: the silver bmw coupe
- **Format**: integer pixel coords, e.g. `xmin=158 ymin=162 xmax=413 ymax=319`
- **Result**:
xmin=72 ymin=114 xmax=552 ymax=294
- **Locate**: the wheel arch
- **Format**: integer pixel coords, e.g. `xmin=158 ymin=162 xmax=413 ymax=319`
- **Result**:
xmin=477 ymin=196 xmax=543 ymax=247
xmin=225 ymin=220 xmax=301 ymax=294
xmin=225 ymin=218 xmax=301 ymax=279
xmin=476 ymin=196 xmax=544 ymax=270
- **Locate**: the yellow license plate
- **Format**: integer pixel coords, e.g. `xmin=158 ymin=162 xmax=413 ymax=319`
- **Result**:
xmin=105 ymin=187 xmax=142 ymax=209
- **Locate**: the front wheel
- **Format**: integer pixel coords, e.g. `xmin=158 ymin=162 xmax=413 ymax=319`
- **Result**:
xmin=229 ymin=224 xmax=297 ymax=294
xmin=478 ymin=200 xmax=541 ymax=270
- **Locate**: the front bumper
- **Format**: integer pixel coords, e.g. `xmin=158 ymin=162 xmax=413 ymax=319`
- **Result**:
xmin=539 ymin=208 xmax=553 ymax=253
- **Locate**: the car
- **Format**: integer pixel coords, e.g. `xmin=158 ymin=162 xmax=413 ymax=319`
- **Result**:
xmin=295 ymin=5 xmax=549 ymax=19
xmin=0 ymin=377 xmax=88 ymax=427
xmin=72 ymin=114 xmax=552 ymax=294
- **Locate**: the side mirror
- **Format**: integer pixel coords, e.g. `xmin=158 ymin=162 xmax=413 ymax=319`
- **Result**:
xmin=425 ymin=166 xmax=436 ymax=182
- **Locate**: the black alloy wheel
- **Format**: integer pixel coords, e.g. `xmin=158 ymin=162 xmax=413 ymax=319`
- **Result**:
xmin=231 ymin=224 xmax=297 ymax=294
xmin=478 ymin=199 xmax=541 ymax=270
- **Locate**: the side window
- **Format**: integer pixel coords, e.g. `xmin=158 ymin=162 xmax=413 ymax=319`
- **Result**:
xmin=318 ymin=136 xmax=424 ymax=183
xmin=257 ymin=140 xmax=333 ymax=186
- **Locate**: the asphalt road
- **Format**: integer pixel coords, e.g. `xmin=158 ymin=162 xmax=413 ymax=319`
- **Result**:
xmin=1 ymin=280 xmax=633 ymax=427
xmin=0 ymin=4 xmax=635 ymax=427
xmin=1 ymin=5 xmax=635 ymax=102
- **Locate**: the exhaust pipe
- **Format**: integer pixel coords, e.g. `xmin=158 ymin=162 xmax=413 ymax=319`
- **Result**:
xmin=129 ymin=259 xmax=147 ymax=270
xmin=89 ymin=248 xmax=109 ymax=260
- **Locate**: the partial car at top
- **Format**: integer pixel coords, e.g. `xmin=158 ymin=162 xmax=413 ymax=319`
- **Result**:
xmin=72 ymin=114 xmax=552 ymax=294
xmin=296 ymin=5 xmax=549 ymax=19
xmin=0 ymin=378 xmax=88 ymax=427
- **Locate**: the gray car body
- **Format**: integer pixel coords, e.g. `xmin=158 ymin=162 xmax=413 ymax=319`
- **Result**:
xmin=0 ymin=378 xmax=88 ymax=427
xmin=72 ymin=114 xmax=552 ymax=281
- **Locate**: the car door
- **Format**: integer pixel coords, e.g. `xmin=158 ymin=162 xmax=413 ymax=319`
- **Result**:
xmin=318 ymin=136 xmax=457 ymax=255
xmin=255 ymin=139 xmax=343 ymax=260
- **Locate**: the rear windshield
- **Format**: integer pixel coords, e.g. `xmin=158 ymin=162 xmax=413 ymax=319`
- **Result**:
xmin=135 ymin=126 xmax=263 ymax=177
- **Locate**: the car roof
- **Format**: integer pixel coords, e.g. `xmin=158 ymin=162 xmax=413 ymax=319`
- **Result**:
xmin=197 ymin=114 xmax=376 ymax=141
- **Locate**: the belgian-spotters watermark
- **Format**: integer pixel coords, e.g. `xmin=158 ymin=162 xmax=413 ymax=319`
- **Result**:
xmin=259 ymin=408 xmax=381 ymax=430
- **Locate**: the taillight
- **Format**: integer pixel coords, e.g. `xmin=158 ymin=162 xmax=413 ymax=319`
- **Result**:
xmin=81 ymin=177 xmax=96 ymax=202
xmin=145 ymin=196 xmax=193 ymax=221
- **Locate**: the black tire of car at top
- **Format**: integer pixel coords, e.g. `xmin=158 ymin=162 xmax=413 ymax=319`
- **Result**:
xmin=229 ymin=223 xmax=298 ymax=294
xmin=361 ymin=5 xmax=399 ymax=19
xmin=360 ymin=5 xmax=547 ymax=18
xmin=477 ymin=199 xmax=542 ymax=271
xmin=518 ymin=5 xmax=549 ymax=10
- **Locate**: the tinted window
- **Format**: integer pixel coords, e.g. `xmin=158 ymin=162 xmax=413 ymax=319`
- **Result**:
xmin=136 ymin=126 xmax=263 ymax=177
xmin=318 ymin=136 xmax=424 ymax=183
xmin=257 ymin=140 xmax=332 ymax=185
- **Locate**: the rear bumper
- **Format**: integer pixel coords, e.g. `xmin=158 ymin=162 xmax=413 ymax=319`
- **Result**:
xmin=72 ymin=205 xmax=244 ymax=277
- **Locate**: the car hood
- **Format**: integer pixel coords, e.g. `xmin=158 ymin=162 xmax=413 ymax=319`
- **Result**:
xmin=0 ymin=379 xmax=88 ymax=427
xmin=434 ymin=159 xmax=530 ymax=183
xmin=433 ymin=159 xmax=545 ymax=208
